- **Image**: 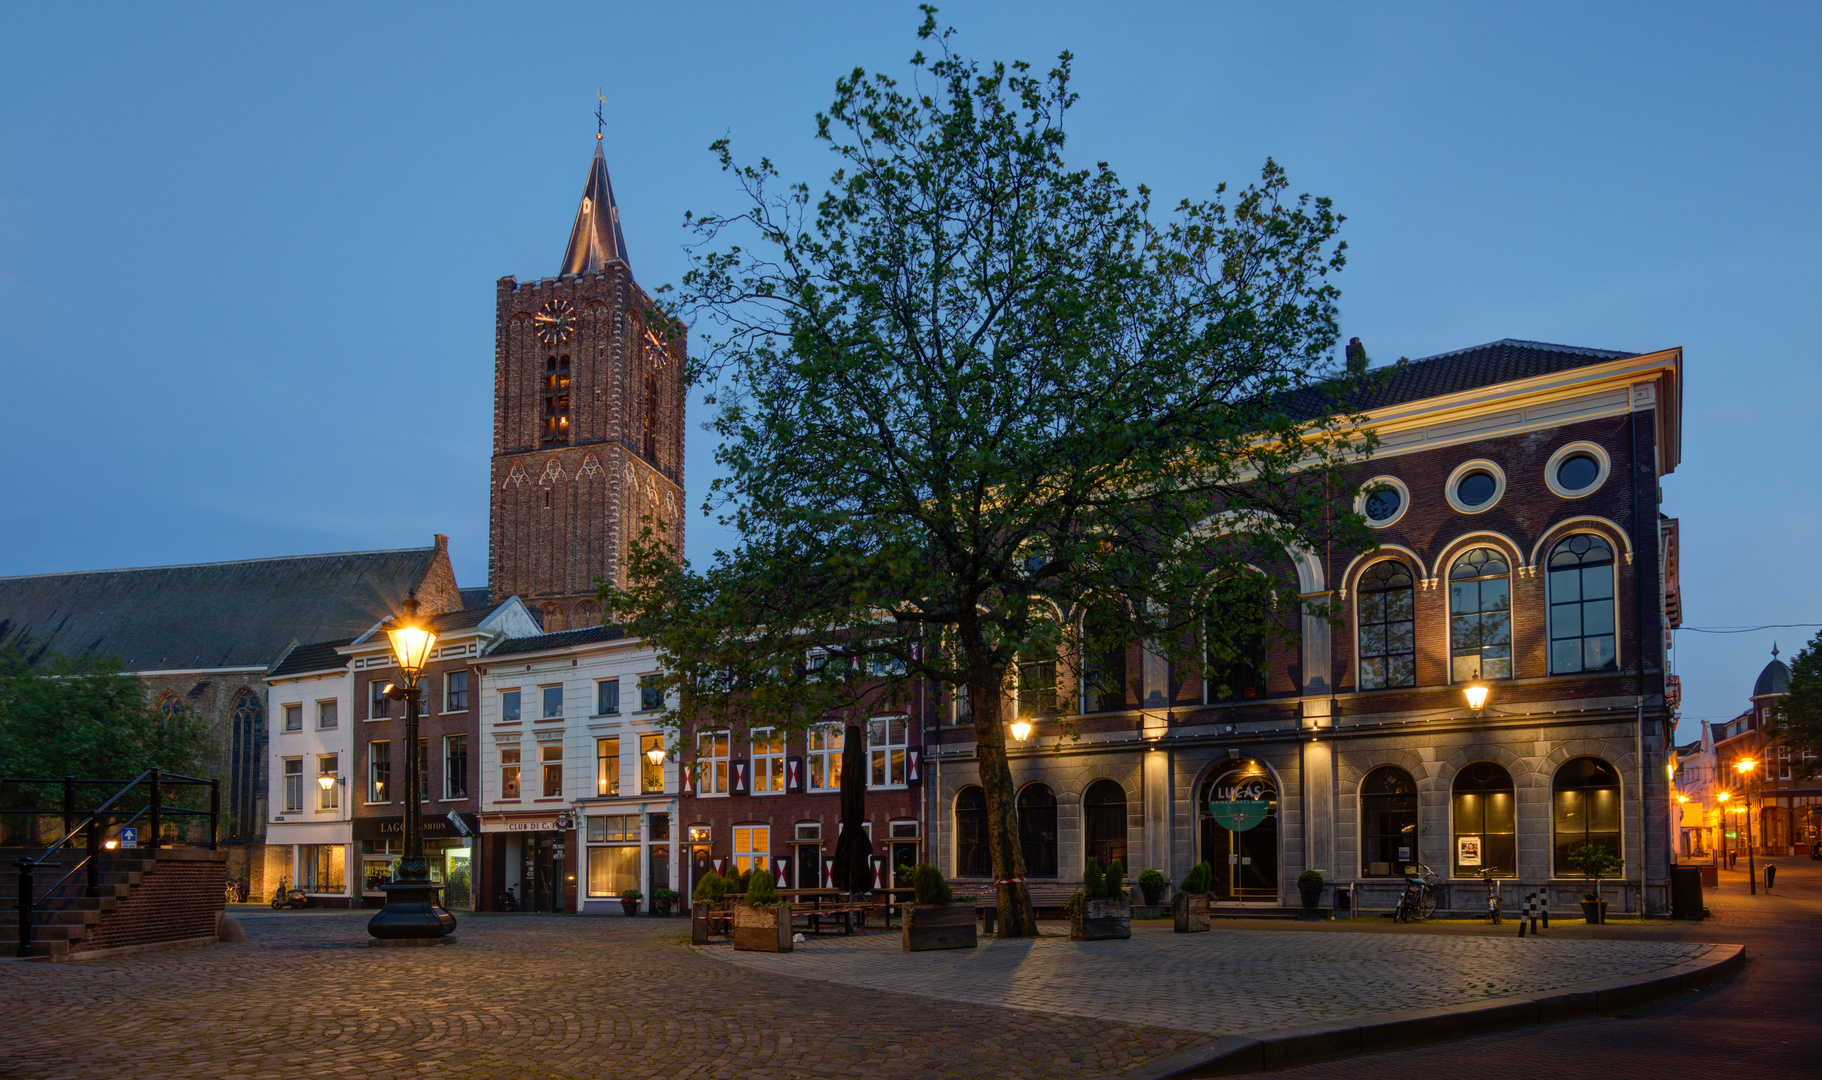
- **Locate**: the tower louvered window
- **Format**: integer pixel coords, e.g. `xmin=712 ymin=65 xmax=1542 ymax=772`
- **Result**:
xmin=543 ymin=355 xmax=571 ymax=444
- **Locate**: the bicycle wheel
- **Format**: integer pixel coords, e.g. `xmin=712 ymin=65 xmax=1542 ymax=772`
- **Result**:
xmin=1418 ymin=887 xmax=1439 ymax=920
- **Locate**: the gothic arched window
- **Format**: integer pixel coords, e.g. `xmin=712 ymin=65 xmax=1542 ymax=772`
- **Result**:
xmin=1017 ymin=783 xmax=1058 ymax=878
xmin=1359 ymin=766 xmax=1417 ymax=876
xmin=1357 ymin=560 xmax=1416 ymax=690
xmin=1451 ymin=761 xmax=1516 ymax=878
xmin=1553 ymin=756 xmax=1621 ymax=876
xmin=229 ymin=690 xmax=264 ymax=839
xmin=954 ymin=786 xmax=991 ymax=878
xmin=1548 ymin=535 xmax=1617 ymax=674
xmin=1083 ymin=779 xmax=1127 ymax=869
xmin=1449 ymin=547 xmax=1512 ymax=681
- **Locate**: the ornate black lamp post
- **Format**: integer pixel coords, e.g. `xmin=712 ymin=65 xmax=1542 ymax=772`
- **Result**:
xmin=368 ymin=592 xmax=457 ymax=942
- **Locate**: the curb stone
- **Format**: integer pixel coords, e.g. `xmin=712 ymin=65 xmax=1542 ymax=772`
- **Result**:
xmin=1123 ymin=943 xmax=1746 ymax=1078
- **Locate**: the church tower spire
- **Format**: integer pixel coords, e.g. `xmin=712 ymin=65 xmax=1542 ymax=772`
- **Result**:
xmin=559 ymin=139 xmax=630 ymax=276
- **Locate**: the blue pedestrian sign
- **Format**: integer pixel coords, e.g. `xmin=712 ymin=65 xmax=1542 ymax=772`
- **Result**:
xmin=119 ymin=827 xmax=138 ymax=849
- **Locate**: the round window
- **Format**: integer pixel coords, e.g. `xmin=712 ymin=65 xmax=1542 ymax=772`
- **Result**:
xmin=1364 ymin=485 xmax=1403 ymax=523
xmin=1555 ymin=452 xmax=1601 ymax=492
xmin=1455 ymin=470 xmax=1498 ymax=508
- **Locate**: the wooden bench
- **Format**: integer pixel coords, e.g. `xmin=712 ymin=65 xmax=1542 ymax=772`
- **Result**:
xmin=961 ymin=882 xmax=1079 ymax=930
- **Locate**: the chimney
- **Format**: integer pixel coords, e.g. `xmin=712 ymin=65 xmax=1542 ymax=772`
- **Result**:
xmin=1345 ymin=337 xmax=1368 ymax=374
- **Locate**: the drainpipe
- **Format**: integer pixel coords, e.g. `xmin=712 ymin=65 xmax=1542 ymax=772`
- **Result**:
xmin=1629 ymin=399 xmax=1648 ymax=913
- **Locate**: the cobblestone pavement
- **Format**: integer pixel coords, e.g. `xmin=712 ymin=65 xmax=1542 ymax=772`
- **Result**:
xmin=0 ymin=911 xmax=1200 ymax=1080
xmin=710 ymin=921 xmax=1717 ymax=1036
xmin=1273 ymin=859 xmax=1819 ymax=1080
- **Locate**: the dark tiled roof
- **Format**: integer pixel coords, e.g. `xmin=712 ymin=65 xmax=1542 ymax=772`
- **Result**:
xmin=432 ymin=602 xmax=505 ymax=632
xmin=1289 ymin=339 xmax=1640 ymax=418
xmin=0 ymin=546 xmax=442 ymax=671
xmin=486 ymin=625 xmax=626 ymax=657
xmin=459 ymin=587 xmax=492 ymax=609
xmin=269 ymin=639 xmax=353 ymax=679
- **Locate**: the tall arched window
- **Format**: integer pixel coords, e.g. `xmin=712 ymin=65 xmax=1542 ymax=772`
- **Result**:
xmin=1083 ymin=779 xmax=1127 ymax=869
xmin=1357 ymin=561 xmax=1416 ymax=690
xmin=1080 ymin=601 xmax=1130 ymax=714
xmin=1359 ymin=766 xmax=1417 ymax=876
xmin=1552 ymin=756 xmax=1621 ymax=876
xmin=1204 ymin=574 xmax=1272 ymax=704
xmin=1017 ymin=783 xmax=1058 ymax=878
xmin=229 ymin=690 xmax=264 ymax=840
xmin=1548 ymin=535 xmax=1617 ymax=674
xmin=1449 ymin=548 xmax=1512 ymax=681
xmin=954 ymin=786 xmax=991 ymax=878
xmin=1017 ymin=618 xmax=1059 ymax=720
xmin=1451 ymin=761 xmax=1516 ymax=878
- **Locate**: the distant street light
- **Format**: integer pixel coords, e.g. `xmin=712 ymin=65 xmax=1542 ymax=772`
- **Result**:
xmin=1736 ymin=759 xmax=1760 ymax=895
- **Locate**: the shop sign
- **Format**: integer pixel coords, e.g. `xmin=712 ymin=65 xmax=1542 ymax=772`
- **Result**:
xmin=1209 ymin=800 xmax=1270 ymax=831
xmin=481 ymin=812 xmax=573 ymax=834
xmin=353 ymin=813 xmax=479 ymax=842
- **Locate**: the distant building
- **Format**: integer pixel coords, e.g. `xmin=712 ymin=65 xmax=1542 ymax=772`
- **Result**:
xmin=1678 ymin=648 xmax=1819 ymax=857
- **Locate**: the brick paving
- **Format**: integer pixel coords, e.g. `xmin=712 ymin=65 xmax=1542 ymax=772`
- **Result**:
xmin=0 ymin=911 xmax=1198 ymax=1080
xmin=711 ymin=921 xmax=1716 ymax=1036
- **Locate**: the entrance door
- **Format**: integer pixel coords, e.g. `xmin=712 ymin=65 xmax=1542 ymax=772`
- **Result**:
xmin=795 ymin=844 xmax=822 ymax=888
xmin=687 ymin=825 xmax=712 ymax=899
xmin=1200 ymin=762 xmax=1279 ymax=902
xmin=889 ymin=843 xmax=919 ymax=887
xmin=522 ymin=835 xmax=557 ymax=911
xmin=649 ymin=845 xmax=670 ymax=897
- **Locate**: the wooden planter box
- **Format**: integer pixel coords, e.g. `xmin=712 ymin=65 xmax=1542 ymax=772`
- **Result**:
xmin=902 ymin=903 xmax=977 ymax=952
xmin=1071 ymin=897 xmax=1132 ymax=941
xmin=691 ymin=900 xmax=731 ymax=944
xmin=1172 ymin=892 xmax=1209 ymax=933
xmin=732 ymin=903 xmax=793 ymax=952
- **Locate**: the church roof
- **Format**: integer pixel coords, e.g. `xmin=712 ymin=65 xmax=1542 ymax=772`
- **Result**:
xmin=559 ymin=140 xmax=630 ymax=277
xmin=1753 ymin=655 xmax=1791 ymax=698
xmin=0 ymin=544 xmax=448 ymax=672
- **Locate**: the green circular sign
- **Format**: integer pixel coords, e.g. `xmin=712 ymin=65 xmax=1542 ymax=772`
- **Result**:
xmin=1209 ymin=799 xmax=1271 ymax=831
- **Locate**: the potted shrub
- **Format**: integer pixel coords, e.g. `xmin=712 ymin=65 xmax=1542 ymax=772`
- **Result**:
xmin=652 ymin=888 xmax=679 ymax=917
xmin=1070 ymin=857 xmax=1132 ymax=941
xmin=1296 ymin=870 xmax=1324 ymax=919
xmin=1567 ymin=844 xmax=1623 ymax=924
xmin=691 ymin=871 xmax=728 ymax=944
xmin=902 ymin=863 xmax=976 ymax=952
xmin=1137 ymin=869 xmax=1167 ymax=909
xmin=1173 ymin=861 xmax=1212 ymax=933
xmin=732 ymin=866 xmax=793 ymax=952
xmin=619 ymin=887 xmax=642 ymax=917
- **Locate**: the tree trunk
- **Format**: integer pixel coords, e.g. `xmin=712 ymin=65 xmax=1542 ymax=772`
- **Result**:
xmin=971 ymin=677 xmax=1037 ymax=936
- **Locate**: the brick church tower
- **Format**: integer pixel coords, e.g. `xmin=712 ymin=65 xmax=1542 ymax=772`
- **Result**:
xmin=489 ymin=138 xmax=685 ymax=630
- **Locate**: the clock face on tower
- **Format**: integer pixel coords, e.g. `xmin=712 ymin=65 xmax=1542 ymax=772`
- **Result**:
xmin=533 ymin=300 xmax=577 ymax=345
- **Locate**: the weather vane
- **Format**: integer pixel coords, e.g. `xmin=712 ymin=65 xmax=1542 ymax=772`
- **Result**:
xmin=595 ymin=88 xmax=606 ymax=140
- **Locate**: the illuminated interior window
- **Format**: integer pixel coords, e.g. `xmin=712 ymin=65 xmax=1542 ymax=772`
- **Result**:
xmin=543 ymin=355 xmax=571 ymax=444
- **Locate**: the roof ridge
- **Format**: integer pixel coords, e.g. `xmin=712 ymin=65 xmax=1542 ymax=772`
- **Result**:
xmin=1404 ymin=338 xmax=1638 ymax=366
xmin=0 ymin=545 xmax=437 ymax=583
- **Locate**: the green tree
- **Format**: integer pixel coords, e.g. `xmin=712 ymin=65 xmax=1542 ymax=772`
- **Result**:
xmin=605 ymin=10 xmax=1374 ymax=936
xmin=0 ymin=640 xmax=210 ymax=795
xmin=1772 ymin=630 xmax=1822 ymax=778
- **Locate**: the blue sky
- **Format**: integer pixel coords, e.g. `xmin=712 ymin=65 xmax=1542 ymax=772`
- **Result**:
xmin=2 ymin=2 xmax=1817 ymax=740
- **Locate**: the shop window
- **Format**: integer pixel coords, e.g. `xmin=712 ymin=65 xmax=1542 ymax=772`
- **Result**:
xmin=541 ymin=686 xmax=564 ymax=721
xmin=868 ymin=716 xmax=907 ymax=787
xmin=316 ymin=754 xmax=339 ymax=811
xmin=596 ymin=678 xmax=620 ymax=716
xmin=1548 ymin=535 xmax=1617 ymax=674
xmin=501 ymin=690 xmax=521 ymax=723
xmin=733 ymin=825 xmax=770 ymax=876
xmin=1357 ymin=561 xmax=1416 ymax=690
xmin=752 ymin=728 xmax=784 ymax=793
xmin=500 ymin=747 xmax=521 ymax=800
xmin=444 ymin=735 xmax=468 ymax=799
xmin=541 ymin=743 xmax=563 ymax=797
xmin=1553 ymin=756 xmax=1621 ymax=876
xmin=445 ymin=671 xmax=469 ymax=711
xmin=1083 ymin=779 xmax=1127 ymax=869
xmin=300 ymin=844 xmax=345 ymax=892
xmin=1449 ymin=548 xmax=1512 ymax=681
xmin=955 ymin=786 xmax=991 ymax=877
xmin=1080 ymin=600 xmax=1130 ymax=714
xmin=807 ymin=723 xmax=843 ymax=791
xmin=1451 ymin=761 xmax=1515 ymax=878
xmin=1360 ymin=766 xmax=1417 ymax=876
xmin=282 ymin=757 xmax=303 ymax=813
xmin=367 ymin=741 xmax=390 ymax=803
xmin=640 ymin=734 xmax=665 ymax=793
xmin=283 ymin=704 xmax=302 ymax=732
xmin=597 ymin=737 xmax=620 ymax=796
xmin=696 ymin=730 xmax=730 ymax=795
xmin=1017 ymin=784 xmax=1058 ymax=878
xmin=586 ymin=813 xmax=639 ymax=897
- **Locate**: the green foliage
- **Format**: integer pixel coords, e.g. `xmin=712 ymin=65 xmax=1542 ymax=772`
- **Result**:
xmin=911 ymin=862 xmax=952 ymax=905
xmin=735 ymin=868 xmax=754 ymax=894
xmin=692 ymin=871 xmax=725 ymax=902
xmin=1137 ymin=868 xmax=1166 ymax=890
xmin=1082 ymin=856 xmax=1104 ymax=899
xmin=1566 ymin=844 xmax=1623 ymax=885
xmin=0 ymin=641 xmax=211 ymax=803
xmin=1774 ymin=630 xmax=1822 ymax=778
xmin=1297 ymin=869 xmax=1324 ymax=889
xmin=1082 ymin=857 xmax=1126 ymax=899
xmin=1181 ymin=862 xmax=1214 ymax=895
xmin=743 ymin=869 xmax=780 ymax=906
xmin=654 ymin=888 xmax=680 ymax=904
xmin=602 ymin=11 xmax=1373 ymax=916
xmin=621 ymin=887 xmax=643 ymax=901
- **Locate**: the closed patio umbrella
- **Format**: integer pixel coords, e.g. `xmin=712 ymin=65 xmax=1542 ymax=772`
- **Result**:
xmin=831 ymin=723 xmax=873 ymax=894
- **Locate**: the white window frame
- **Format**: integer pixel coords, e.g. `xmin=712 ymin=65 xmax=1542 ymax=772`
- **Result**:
xmin=751 ymin=727 xmax=784 ymax=794
xmin=317 ymin=699 xmax=339 ymax=730
xmin=807 ymin=722 xmax=843 ymax=792
xmin=444 ymin=670 xmax=469 ymax=712
xmin=316 ymin=754 xmax=339 ymax=811
xmin=499 ymin=746 xmax=522 ymax=800
xmin=541 ymin=743 xmax=563 ymax=798
xmin=733 ymin=824 xmax=771 ymax=876
xmin=696 ymin=730 xmax=730 ymax=796
xmin=596 ymin=736 xmax=620 ymax=797
xmin=282 ymin=703 xmax=302 ymax=732
xmin=868 ymin=715 xmax=908 ymax=789
xmin=282 ymin=757 xmax=303 ymax=813
xmin=540 ymin=684 xmax=564 ymax=722
xmin=368 ymin=680 xmax=391 ymax=720
xmin=639 ymin=675 xmax=664 ymax=713
xmin=443 ymin=734 xmax=468 ymax=800
xmin=596 ymin=678 xmax=620 ymax=716
xmin=367 ymin=741 xmax=390 ymax=804
xmin=500 ymin=689 xmax=522 ymax=723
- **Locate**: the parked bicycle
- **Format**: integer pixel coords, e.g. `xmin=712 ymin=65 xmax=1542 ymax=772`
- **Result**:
xmin=224 ymin=876 xmax=250 ymax=905
xmin=1392 ymin=864 xmax=1440 ymax=923
xmin=496 ymin=883 xmax=522 ymax=912
xmin=1482 ymin=869 xmax=1502 ymax=924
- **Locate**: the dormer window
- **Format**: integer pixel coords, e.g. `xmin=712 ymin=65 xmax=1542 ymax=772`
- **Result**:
xmin=543 ymin=355 xmax=571 ymax=444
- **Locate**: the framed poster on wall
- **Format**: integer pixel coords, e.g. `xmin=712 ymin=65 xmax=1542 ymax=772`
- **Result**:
xmin=1457 ymin=835 xmax=1482 ymax=867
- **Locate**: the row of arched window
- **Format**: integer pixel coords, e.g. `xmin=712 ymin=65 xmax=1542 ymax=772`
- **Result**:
xmin=1358 ymin=533 xmax=1618 ymax=691
xmin=950 ymin=756 xmax=1622 ymax=883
